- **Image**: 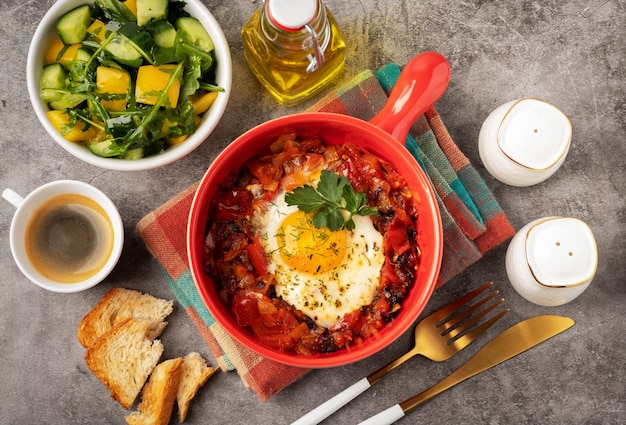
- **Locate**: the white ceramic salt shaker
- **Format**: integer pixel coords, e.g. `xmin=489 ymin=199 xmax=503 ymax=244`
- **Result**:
xmin=478 ymin=98 xmax=572 ymax=186
xmin=505 ymin=217 xmax=598 ymax=306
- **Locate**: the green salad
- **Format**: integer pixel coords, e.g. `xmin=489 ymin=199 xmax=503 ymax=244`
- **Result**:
xmin=40 ymin=0 xmax=223 ymax=159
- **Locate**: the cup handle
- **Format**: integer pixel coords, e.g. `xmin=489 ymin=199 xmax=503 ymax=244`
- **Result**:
xmin=2 ymin=188 xmax=24 ymax=208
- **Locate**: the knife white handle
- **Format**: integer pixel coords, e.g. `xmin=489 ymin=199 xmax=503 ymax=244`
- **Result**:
xmin=291 ymin=377 xmax=372 ymax=425
xmin=357 ymin=404 xmax=405 ymax=425
xmin=358 ymin=315 xmax=574 ymax=424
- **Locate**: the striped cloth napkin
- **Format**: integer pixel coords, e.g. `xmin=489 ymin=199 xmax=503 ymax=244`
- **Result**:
xmin=136 ymin=63 xmax=515 ymax=402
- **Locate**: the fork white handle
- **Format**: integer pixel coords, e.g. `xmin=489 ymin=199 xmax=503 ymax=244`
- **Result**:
xmin=291 ymin=377 xmax=372 ymax=425
xmin=358 ymin=405 xmax=405 ymax=425
xmin=357 ymin=315 xmax=575 ymax=425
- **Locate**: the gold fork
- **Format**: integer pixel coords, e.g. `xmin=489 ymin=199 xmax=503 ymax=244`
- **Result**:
xmin=291 ymin=282 xmax=509 ymax=425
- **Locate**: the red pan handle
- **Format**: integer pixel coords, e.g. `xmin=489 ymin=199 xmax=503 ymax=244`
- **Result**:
xmin=369 ymin=51 xmax=451 ymax=143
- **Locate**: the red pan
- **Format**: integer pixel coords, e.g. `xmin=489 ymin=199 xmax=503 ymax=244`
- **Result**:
xmin=188 ymin=52 xmax=449 ymax=368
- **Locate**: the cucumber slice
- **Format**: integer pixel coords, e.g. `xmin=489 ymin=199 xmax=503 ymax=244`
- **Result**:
xmin=87 ymin=138 xmax=126 ymax=157
xmin=117 ymin=22 xmax=155 ymax=63
xmin=104 ymin=33 xmax=143 ymax=67
xmin=40 ymin=88 xmax=61 ymax=103
xmin=56 ymin=4 xmax=92 ymax=44
xmin=40 ymin=63 xmax=67 ymax=90
xmin=148 ymin=19 xmax=176 ymax=48
xmin=40 ymin=63 xmax=68 ymax=103
xmin=121 ymin=146 xmax=145 ymax=159
xmin=75 ymin=47 xmax=92 ymax=62
xmin=49 ymin=93 xmax=88 ymax=110
xmin=136 ymin=0 xmax=168 ymax=27
xmin=175 ymin=17 xmax=214 ymax=53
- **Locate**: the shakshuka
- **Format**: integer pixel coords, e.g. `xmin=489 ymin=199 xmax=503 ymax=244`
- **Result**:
xmin=203 ymin=133 xmax=421 ymax=355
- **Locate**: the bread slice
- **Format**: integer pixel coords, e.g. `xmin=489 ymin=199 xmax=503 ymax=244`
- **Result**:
xmin=177 ymin=352 xmax=218 ymax=422
xmin=78 ymin=288 xmax=173 ymax=348
xmin=85 ymin=317 xmax=165 ymax=409
xmin=125 ymin=358 xmax=184 ymax=425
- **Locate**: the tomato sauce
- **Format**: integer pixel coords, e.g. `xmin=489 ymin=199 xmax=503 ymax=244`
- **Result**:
xmin=203 ymin=134 xmax=421 ymax=355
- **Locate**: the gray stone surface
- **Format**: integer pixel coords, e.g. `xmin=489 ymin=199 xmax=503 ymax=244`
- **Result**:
xmin=1 ymin=0 xmax=624 ymax=424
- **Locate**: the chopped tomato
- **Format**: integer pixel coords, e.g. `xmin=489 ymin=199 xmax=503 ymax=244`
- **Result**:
xmin=246 ymin=236 xmax=269 ymax=276
xmin=215 ymin=188 xmax=253 ymax=221
xmin=232 ymin=292 xmax=304 ymax=351
xmin=232 ymin=292 xmax=261 ymax=327
xmin=205 ymin=135 xmax=420 ymax=355
xmin=384 ymin=216 xmax=412 ymax=257
xmin=247 ymin=159 xmax=282 ymax=188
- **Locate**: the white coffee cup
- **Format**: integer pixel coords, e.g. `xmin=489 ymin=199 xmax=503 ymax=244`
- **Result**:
xmin=3 ymin=180 xmax=124 ymax=293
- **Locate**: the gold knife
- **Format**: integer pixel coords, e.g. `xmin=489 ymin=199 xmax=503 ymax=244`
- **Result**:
xmin=358 ymin=315 xmax=575 ymax=425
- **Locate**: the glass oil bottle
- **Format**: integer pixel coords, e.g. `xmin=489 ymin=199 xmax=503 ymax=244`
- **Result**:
xmin=241 ymin=0 xmax=346 ymax=106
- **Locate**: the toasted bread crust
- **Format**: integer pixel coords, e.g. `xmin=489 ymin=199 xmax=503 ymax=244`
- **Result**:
xmin=177 ymin=352 xmax=218 ymax=422
xmin=80 ymin=289 xmax=215 ymax=421
xmin=77 ymin=288 xmax=173 ymax=348
xmin=85 ymin=317 xmax=164 ymax=409
xmin=126 ymin=358 xmax=184 ymax=425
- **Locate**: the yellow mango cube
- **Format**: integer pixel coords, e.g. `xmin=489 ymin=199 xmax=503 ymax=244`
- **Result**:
xmin=135 ymin=64 xmax=181 ymax=108
xmin=162 ymin=115 xmax=200 ymax=146
xmin=45 ymin=37 xmax=82 ymax=66
xmin=45 ymin=35 xmax=65 ymax=65
xmin=59 ymin=44 xmax=82 ymax=65
xmin=124 ymin=0 xmax=138 ymax=17
xmin=190 ymin=91 xmax=218 ymax=115
xmin=160 ymin=118 xmax=187 ymax=146
xmin=166 ymin=134 xmax=188 ymax=146
xmin=87 ymin=19 xmax=107 ymax=43
xmin=46 ymin=110 xmax=98 ymax=142
xmin=96 ymin=66 xmax=130 ymax=111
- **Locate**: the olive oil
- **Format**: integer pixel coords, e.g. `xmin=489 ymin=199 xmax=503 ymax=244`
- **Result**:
xmin=242 ymin=0 xmax=346 ymax=106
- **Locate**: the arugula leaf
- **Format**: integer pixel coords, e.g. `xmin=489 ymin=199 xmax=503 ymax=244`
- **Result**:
xmin=285 ymin=169 xmax=378 ymax=232
xmin=45 ymin=0 xmax=223 ymax=160
xmin=117 ymin=22 xmax=155 ymax=65
xmin=198 ymin=81 xmax=224 ymax=93
xmin=95 ymin=0 xmax=136 ymax=24
xmin=106 ymin=114 xmax=135 ymax=138
xmin=167 ymin=1 xmax=192 ymax=22
xmin=176 ymin=31 xmax=214 ymax=73
xmin=179 ymin=51 xmax=203 ymax=105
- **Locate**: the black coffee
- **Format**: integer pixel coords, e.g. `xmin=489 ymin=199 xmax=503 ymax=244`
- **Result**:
xmin=25 ymin=194 xmax=114 ymax=283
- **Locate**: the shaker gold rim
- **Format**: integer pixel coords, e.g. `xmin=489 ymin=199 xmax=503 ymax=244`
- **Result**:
xmin=524 ymin=216 xmax=598 ymax=288
xmin=496 ymin=98 xmax=572 ymax=171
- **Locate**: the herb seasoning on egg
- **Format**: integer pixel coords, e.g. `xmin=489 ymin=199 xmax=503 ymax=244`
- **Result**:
xmin=204 ymin=134 xmax=421 ymax=354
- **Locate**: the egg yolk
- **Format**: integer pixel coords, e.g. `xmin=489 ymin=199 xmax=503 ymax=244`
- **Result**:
xmin=276 ymin=211 xmax=347 ymax=274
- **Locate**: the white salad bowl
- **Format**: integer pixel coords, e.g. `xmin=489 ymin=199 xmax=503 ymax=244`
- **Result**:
xmin=26 ymin=0 xmax=232 ymax=171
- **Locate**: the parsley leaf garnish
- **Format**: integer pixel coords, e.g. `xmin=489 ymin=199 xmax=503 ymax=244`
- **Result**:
xmin=285 ymin=170 xmax=378 ymax=231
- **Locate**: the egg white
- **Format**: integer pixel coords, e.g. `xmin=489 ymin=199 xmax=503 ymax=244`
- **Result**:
xmin=255 ymin=191 xmax=385 ymax=328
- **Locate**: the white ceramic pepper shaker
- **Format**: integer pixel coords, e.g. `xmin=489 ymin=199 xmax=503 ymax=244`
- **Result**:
xmin=505 ymin=216 xmax=598 ymax=306
xmin=478 ymin=98 xmax=572 ymax=186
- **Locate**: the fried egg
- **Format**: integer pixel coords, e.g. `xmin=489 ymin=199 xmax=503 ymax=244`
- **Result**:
xmin=255 ymin=190 xmax=385 ymax=328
